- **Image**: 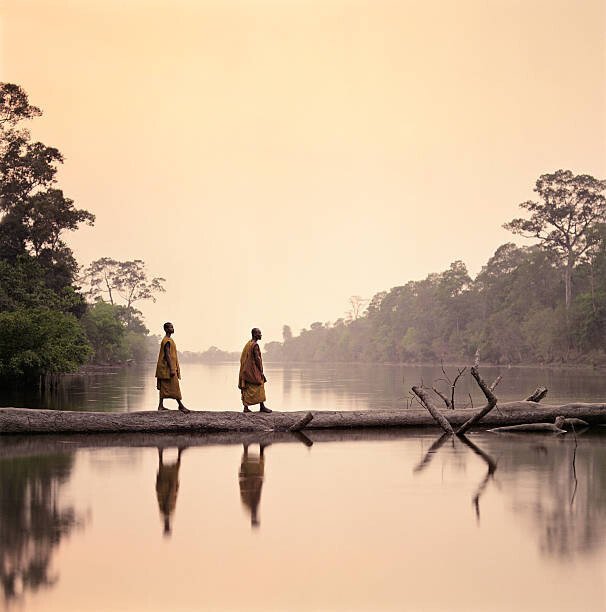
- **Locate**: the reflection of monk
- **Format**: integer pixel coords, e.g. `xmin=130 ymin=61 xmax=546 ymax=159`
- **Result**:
xmin=156 ymin=447 xmax=184 ymax=536
xmin=239 ymin=444 xmax=267 ymax=528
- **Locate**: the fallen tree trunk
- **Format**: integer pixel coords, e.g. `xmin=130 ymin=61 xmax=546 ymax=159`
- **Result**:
xmin=1 ymin=402 xmax=606 ymax=434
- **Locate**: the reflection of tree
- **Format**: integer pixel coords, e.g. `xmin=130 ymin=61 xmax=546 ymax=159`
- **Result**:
xmin=0 ymin=453 xmax=80 ymax=604
xmin=483 ymin=433 xmax=606 ymax=559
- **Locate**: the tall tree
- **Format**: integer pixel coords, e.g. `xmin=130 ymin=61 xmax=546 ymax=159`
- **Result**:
xmin=0 ymin=83 xmax=94 ymax=289
xmin=504 ymin=170 xmax=606 ymax=309
xmin=0 ymin=83 xmax=60 ymax=212
xmin=81 ymin=258 xmax=166 ymax=324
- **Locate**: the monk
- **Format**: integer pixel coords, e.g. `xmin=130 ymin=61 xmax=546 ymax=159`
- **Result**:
xmin=238 ymin=327 xmax=272 ymax=413
xmin=155 ymin=322 xmax=189 ymax=412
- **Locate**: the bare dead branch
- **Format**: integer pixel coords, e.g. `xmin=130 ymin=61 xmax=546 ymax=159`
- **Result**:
xmin=455 ymin=367 xmax=498 ymax=436
xmin=408 ymin=390 xmax=425 ymax=409
xmin=489 ymin=375 xmax=502 ymax=393
xmin=289 ymin=412 xmax=314 ymax=432
xmin=526 ymin=387 xmax=548 ymax=402
xmin=474 ymin=348 xmax=480 ymax=368
xmin=432 ymin=387 xmax=452 ymax=408
xmin=450 ymin=367 xmax=467 ymax=409
xmin=412 ymin=386 xmax=455 ymax=434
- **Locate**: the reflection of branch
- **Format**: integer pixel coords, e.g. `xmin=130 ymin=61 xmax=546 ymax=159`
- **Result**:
xmin=458 ymin=435 xmax=497 ymax=473
xmin=290 ymin=430 xmax=313 ymax=447
xmin=570 ymin=424 xmax=578 ymax=508
xmin=458 ymin=435 xmax=497 ymax=523
xmin=413 ymin=434 xmax=450 ymax=474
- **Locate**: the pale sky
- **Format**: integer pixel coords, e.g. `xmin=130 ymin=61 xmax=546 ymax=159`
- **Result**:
xmin=1 ymin=0 xmax=605 ymax=350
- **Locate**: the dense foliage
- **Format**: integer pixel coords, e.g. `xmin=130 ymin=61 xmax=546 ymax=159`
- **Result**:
xmin=266 ymin=172 xmax=606 ymax=366
xmin=0 ymin=83 xmax=160 ymax=382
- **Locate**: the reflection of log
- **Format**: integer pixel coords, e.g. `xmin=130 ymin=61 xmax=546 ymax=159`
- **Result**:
xmin=411 ymin=387 xmax=455 ymax=434
xmin=526 ymin=387 xmax=548 ymax=402
xmin=1 ymin=402 xmax=606 ymax=435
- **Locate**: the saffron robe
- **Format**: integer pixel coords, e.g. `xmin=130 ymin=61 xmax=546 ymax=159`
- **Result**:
xmin=155 ymin=336 xmax=182 ymax=400
xmin=239 ymin=340 xmax=266 ymax=405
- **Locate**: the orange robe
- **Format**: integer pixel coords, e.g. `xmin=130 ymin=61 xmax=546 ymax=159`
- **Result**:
xmin=238 ymin=340 xmax=266 ymax=405
xmin=155 ymin=336 xmax=182 ymax=400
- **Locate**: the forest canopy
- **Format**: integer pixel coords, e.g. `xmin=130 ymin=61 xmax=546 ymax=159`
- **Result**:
xmin=267 ymin=171 xmax=606 ymax=365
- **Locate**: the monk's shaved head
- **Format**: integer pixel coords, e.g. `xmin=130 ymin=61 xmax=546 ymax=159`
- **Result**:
xmin=163 ymin=322 xmax=173 ymax=333
xmin=251 ymin=328 xmax=262 ymax=340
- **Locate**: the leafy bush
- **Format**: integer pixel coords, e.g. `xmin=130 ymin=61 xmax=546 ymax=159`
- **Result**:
xmin=0 ymin=309 xmax=91 ymax=381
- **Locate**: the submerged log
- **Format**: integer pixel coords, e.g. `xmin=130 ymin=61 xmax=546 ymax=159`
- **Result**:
xmin=488 ymin=422 xmax=566 ymax=434
xmin=1 ymin=402 xmax=606 ymax=435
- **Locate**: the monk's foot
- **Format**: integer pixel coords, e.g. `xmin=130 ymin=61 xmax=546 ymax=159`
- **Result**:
xmin=243 ymin=406 xmax=252 ymax=413
xmin=158 ymin=405 xmax=169 ymax=411
xmin=178 ymin=405 xmax=190 ymax=413
xmin=259 ymin=405 xmax=272 ymax=414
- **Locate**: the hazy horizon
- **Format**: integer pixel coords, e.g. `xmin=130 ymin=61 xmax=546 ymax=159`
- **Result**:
xmin=2 ymin=0 xmax=604 ymax=351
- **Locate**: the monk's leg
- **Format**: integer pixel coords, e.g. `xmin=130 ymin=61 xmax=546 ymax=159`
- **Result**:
xmin=259 ymin=402 xmax=272 ymax=413
xmin=242 ymin=387 xmax=252 ymax=412
xmin=157 ymin=380 xmax=168 ymax=410
xmin=177 ymin=399 xmax=190 ymax=413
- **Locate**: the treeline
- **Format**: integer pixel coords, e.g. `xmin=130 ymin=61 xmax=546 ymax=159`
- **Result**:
xmin=180 ymin=346 xmax=240 ymax=363
xmin=266 ymin=170 xmax=606 ymax=365
xmin=0 ymin=83 xmax=160 ymax=383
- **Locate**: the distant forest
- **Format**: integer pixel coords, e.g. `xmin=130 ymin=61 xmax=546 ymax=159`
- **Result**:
xmin=264 ymin=171 xmax=606 ymax=366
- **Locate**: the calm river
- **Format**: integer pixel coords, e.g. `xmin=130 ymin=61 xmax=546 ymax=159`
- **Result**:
xmin=1 ymin=363 xmax=605 ymax=611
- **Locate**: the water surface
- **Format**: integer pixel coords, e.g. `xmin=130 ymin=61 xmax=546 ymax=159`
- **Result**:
xmin=1 ymin=364 xmax=605 ymax=611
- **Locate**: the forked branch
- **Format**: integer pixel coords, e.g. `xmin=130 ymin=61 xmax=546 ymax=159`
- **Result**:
xmin=455 ymin=367 xmax=498 ymax=436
